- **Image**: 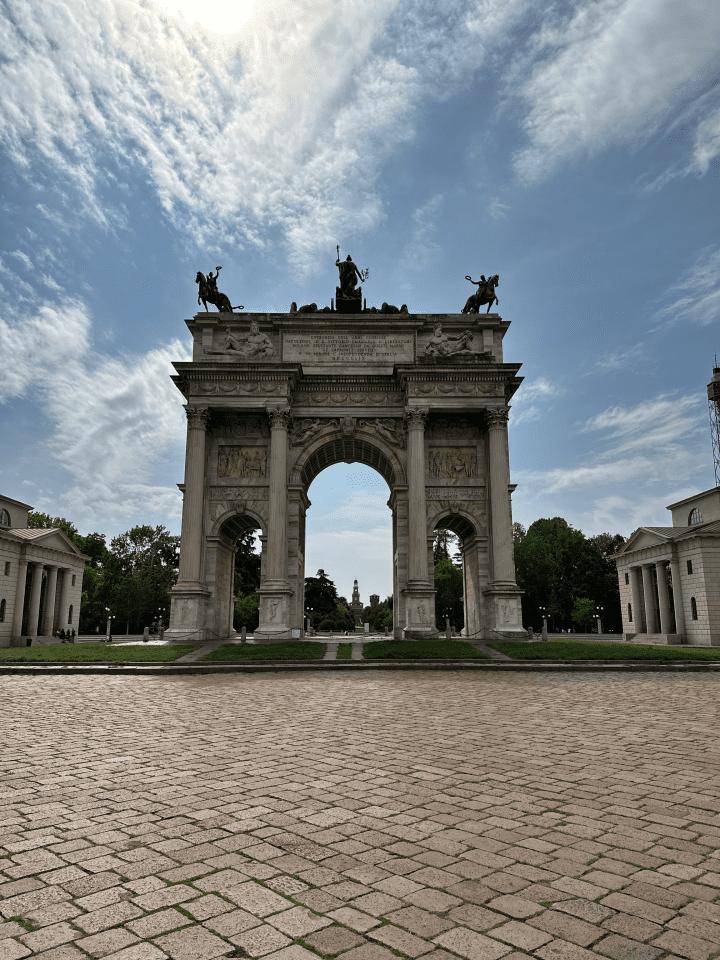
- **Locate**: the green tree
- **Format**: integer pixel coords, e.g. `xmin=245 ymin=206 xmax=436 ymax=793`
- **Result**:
xmin=28 ymin=511 xmax=81 ymax=545
xmin=514 ymin=518 xmax=624 ymax=632
xmin=434 ymin=559 xmax=464 ymax=631
xmin=572 ymin=597 xmax=596 ymax=632
xmin=233 ymin=530 xmax=261 ymax=631
xmin=234 ymin=592 xmax=260 ymax=630
xmin=304 ymin=569 xmax=339 ymax=625
xmin=105 ymin=525 xmax=180 ymax=633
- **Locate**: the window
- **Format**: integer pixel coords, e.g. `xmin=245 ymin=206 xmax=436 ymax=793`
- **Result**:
xmin=68 ymin=604 xmax=73 ymax=624
xmin=0 ymin=599 xmax=5 ymax=622
xmin=628 ymin=603 xmax=632 ymax=623
xmin=691 ymin=597 xmax=698 ymax=621
xmin=687 ymin=559 xmax=693 ymax=575
xmin=0 ymin=509 xmax=10 ymax=527
xmin=71 ymin=574 xmax=76 ymax=586
xmin=3 ymin=561 xmax=9 ymax=576
xmin=624 ymin=572 xmax=629 ymax=585
xmin=689 ymin=508 xmax=703 ymax=525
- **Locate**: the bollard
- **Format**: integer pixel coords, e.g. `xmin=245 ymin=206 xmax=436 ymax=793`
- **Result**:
xmin=143 ymin=626 xmax=150 ymax=643
xmin=241 ymin=626 xmax=247 ymax=644
xmin=445 ymin=617 xmax=451 ymax=641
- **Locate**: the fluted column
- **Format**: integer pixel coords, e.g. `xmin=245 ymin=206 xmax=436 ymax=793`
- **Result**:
xmin=58 ymin=567 xmax=72 ymax=629
xmin=26 ymin=562 xmax=44 ymax=637
xmin=266 ymin=407 xmax=290 ymax=583
xmin=669 ymin=556 xmax=686 ymax=636
xmin=42 ymin=566 xmax=59 ymax=636
xmin=656 ymin=561 xmax=672 ymax=634
xmin=486 ymin=407 xmax=515 ymax=583
xmin=629 ymin=566 xmax=643 ymax=632
xmin=11 ymin=559 xmax=28 ymax=638
xmin=405 ymin=407 xmax=429 ymax=583
xmin=177 ymin=406 xmax=210 ymax=585
xmin=641 ymin=563 xmax=658 ymax=633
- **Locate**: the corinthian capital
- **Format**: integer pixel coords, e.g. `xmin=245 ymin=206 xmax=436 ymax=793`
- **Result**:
xmin=267 ymin=405 xmax=291 ymax=430
xmin=185 ymin=406 xmax=210 ymax=429
xmin=485 ymin=406 xmax=510 ymax=428
xmin=404 ymin=406 xmax=428 ymax=429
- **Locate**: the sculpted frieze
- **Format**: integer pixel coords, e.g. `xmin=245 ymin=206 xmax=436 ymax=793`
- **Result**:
xmin=409 ymin=381 xmax=500 ymax=397
xmin=195 ymin=380 xmax=285 ymax=397
xmin=358 ymin=418 xmax=407 ymax=448
xmin=293 ymin=389 xmax=404 ymax=406
xmin=212 ymin=414 xmax=270 ymax=437
xmin=429 ymin=447 xmax=477 ymax=479
xmin=218 ymin=446 xmax=268 ymax=478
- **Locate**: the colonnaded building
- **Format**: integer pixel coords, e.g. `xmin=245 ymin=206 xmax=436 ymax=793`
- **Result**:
xmin=166 ymin=275 xmax=528 ymax=643
xmin=614 ymin=487 xmax=720 ymax=646
xmin=0 ymin=494 xmax=87 ymax=647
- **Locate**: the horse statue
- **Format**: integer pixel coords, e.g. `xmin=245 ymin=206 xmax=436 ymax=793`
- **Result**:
xmin=196 ymin=266 xmax=243 ymax=313
xmin=461 ymin=274 xmax=499 ymax=314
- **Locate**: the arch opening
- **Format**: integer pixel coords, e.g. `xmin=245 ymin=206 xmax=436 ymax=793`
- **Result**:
xmin=216 ymin=513 xmax=263 ymax=634
xmin=298 ymin=436 xmax=400 ymax=491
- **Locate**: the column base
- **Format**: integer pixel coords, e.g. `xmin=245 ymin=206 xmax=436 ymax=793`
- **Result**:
xmin=625 ymin=633 xmax=684 ymax=646
xmin=482 ymin=583 xmax=527 ymax=639
xmin=166 ymin=585 xmax=212 ymax=644
xmin=255 ymin=581 xmax=295 ymax=640
xmin=401 ymin=582 xmax=438 ymax=639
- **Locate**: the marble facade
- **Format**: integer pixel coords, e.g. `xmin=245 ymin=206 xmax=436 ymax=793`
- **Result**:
xmin=166 ymin=311 xmax=526 ymax=642
xmin=0 ymin=494 xmax=87 ymax=647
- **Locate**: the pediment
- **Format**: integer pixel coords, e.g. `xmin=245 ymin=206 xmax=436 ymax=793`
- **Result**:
xmin=31 ymin=529 xmax=84 ymax=557
xmin=618 ymin=528 xmax=667 ymax=555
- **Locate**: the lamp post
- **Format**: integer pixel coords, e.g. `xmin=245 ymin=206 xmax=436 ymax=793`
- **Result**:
xmin=158 ymin=606 xmax=166 ymax=642
xmin=105 ymin=608 xmax=115 ymax=643
xmin=595 ymin=605 xmax=604 ymax=635
xmin=539 ymin=606 xmax=548 ymax=642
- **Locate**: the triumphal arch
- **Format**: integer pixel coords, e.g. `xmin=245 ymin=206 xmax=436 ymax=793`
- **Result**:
xmin=166 ymin=273 xmax=525 ymax=642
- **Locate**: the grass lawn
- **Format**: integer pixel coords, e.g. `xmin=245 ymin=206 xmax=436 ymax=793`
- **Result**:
xmin=203 ymin=641 xmax=327 ymax=661
xmin=363 ymin=639 xmax=488 ymax=659
xmin=488 ymin=640 xmax=720 ymax=661
xmin=336 ymin=643 xmax=352 ymax=659
xmin=0 ymin=643 xmax=200 ymax=663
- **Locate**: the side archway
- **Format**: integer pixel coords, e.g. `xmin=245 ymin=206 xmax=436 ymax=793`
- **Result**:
xmin=207 ymin=509 xmax=265 ymax=639
xmin=430 ymin=508 xmax=487 ymax=640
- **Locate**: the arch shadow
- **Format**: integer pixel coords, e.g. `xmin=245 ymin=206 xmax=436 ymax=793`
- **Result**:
xmin=431 ymin=507 xmax=482 ymax=543
xmin=213 ymin=507 xmax=266 ymax=541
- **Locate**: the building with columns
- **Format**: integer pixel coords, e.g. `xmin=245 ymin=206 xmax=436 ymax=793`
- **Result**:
xmin=0 ymin=494 xmax=87 ymax=647
xmin=613 ymin=486 xmax=720 ymax=645
xmin=166 ymin=309 xmax=527 ymax=642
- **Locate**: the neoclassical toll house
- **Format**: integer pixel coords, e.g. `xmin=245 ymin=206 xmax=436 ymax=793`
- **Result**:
xmin=166 ymin=310 xmax=526 ymax=643
xmin=614 ymin=486 xmax=720 ymax=646
xmin=0 ymin=494 xmax=87 ymax=647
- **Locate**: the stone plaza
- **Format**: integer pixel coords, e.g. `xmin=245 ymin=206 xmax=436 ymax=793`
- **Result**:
xmin=2 ymin=670 xmax=720 ymax=960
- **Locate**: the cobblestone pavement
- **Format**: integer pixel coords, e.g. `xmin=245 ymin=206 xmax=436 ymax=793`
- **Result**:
xmin=2 ymin=672 xmax=720 ymax=960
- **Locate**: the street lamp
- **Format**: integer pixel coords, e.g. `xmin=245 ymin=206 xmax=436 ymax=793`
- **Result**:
xmin=105 ymin=607 xmax=115 ymax=643
xmin=595 ymin=605 xmax=604 ymax=635
xmin=539 ymin=606 xmax=548 ymax=642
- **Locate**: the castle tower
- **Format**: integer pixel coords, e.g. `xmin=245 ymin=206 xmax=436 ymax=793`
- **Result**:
xmin=707 ymin=360 xmax=720 ymax=486
xmin=350 ymin=579 xmax=363 ymax=626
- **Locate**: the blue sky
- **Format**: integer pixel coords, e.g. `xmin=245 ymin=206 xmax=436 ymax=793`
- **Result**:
xmin=1 ymin=0 xmax=719 ymax=602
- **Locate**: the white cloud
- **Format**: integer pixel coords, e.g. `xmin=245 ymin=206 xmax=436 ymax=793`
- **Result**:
xmin=593 ymin=343 xmax=646 ymax=373
xmin=0 ymin=289 xmax=191 ymax=532
xmin=511 ymin=0 xmax=720 ymax=184
xmin=399 ymin=194 xmax=443 ymax=277
xmin=510 ymin=376 xmax=560 ymax=425
xmin=687 ymin=101 xmax=720 ymax=175
xmin=0 ymin=0 xmax=527 ymax=274
xmin=488 ymin=198 xmax=510 ymax=219
xmin=650 ymin=245 xmax=720 ymax=328
xmin=10 ymin=250 xmax=33 ymax=270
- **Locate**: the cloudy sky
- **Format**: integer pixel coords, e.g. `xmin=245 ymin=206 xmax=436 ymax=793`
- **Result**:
xmin=1 ymin=0 xmax=719 ymax=602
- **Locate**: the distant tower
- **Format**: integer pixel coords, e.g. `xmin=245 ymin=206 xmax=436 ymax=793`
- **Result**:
xmin=370 ymin=593 xmax=379 ymax=608
xmin=350 ymin=579 xmax=363 ymax=626
xmin=707 ymin=359 xmax=720 ymax=486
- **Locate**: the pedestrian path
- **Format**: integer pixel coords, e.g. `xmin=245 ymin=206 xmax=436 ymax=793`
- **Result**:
xmin=175 ymin=641 xmax=223 ymax=662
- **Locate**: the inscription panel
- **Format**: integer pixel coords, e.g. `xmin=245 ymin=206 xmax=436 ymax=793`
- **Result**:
xmin=283 ymin=332 xmax=414 ymax=364
xmin=426 ymin=487 xmax=485 ymax=501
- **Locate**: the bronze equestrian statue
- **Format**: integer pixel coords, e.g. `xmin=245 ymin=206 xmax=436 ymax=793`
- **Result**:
xmin=461 ymin=274 xmax=499 ymax=314
xmin=196 ymin=266 xmax=243 ymax=313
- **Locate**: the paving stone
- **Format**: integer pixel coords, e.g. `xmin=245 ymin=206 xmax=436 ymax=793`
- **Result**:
xmin=333 ymin=945 xmax=399 ymax=960
xmin=304 ymin=926 xmax=368 ymax=955
xmin=347 ymin=892 xmax=402 ymax=916
xmin=154 ymin=924 xmax=232 ymax=959
xmin=126 ymin=907 xmax=191 ymax=938
xmin=527 ymin=909 xmax=603 ymax=947
xmin=368 ymin=923 xmax=433 ymax=957
xmin=447 ymin=904 xmax=507 ymax=932
xmin=103 ymin=946 xmax=168 ymax=960
xmin=0 ymin=940 xmax=32 ymax=960
xmin=230 ymin=923 xmax=293 ymax=956
xmin=326 ymin=908 xmax=381 ymax=933
xmin=204 ymin=908 xmax=264 ymax=937
xmin=29 ymin=947 xmax=88 ymax=960
xmin=600 ymin=912 xmax=662 ymax=941
xmin=485 ymin=895 xmax=541 ymax=919
xmin=433 ymin=926 xmax=512 ymax=960
xmin=490 ymin=919 xmax=553 ymax=950
xmin=74 ymin=928 xmax=141 ymax=958
xmin=649 ymin=930 xmax=719 ymax=960
xmin=592 ymin=934 xmax=663 ymax=960
xmin=266 ymin=906 xmax=333 ymax=937
xmin=18 ymin=922 xmax=79 ymax=953
xmin=383 ymin=905 xmax=455 ymax=938
xmin=404 ymin=888 xmax=463 ymax=912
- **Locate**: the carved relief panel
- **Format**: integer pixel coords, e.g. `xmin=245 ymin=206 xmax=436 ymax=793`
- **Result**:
xmin=428 ymin=447 xmax=477 ymax=480
xmin=218 ymin=446 xmax=268 ymax=478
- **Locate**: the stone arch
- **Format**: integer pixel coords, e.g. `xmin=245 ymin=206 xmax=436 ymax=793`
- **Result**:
xmin=212 ymin=506 xmax=266 ymax=540
xmin=290 ymin=427 xmax=406 ymax=490
xmin=430 ymin=507 xmax=482 ymax=543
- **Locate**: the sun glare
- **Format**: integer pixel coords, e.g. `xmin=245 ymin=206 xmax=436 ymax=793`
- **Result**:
xmin=160 ymin=0 xmax=260 ymax=34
